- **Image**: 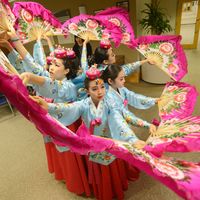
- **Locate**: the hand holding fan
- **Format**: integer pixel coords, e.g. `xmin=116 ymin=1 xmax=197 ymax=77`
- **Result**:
xmin=0 ymin=0 xmax=15 ymax=38
xmin=12 ymin=2 xmax=63 ymax=43
xmin=136 ymin=35 xmax=188 ymax=81
xmin=0 ymin=50 xmax=19 ymax=75
xmin=158 ymin=82 xmax=198 ymax=121
xmin=145 ymin=116 xmax=200 ymax=155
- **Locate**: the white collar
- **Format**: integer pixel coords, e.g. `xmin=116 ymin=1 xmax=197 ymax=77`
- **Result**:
xmin=89 ymin=97 xmax=104 ymax=118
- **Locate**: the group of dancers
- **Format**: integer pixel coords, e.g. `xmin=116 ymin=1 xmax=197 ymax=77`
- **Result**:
xmin=0 ymin=4 xmax=175 ymax=199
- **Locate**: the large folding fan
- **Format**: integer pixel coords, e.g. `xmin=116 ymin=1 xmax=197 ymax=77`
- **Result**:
xmin=0 ymin=50 xmax=19 ymax=75
xmin=96 ymin=7 xmax=137 ymax=48
xmin=145 ymin=116 xmax=200 ymax=156
xmin=62 ymin=14 xmax=122 ymax=47
xmin=12 ymin=2 xmax=63 ymax=43
xmin=136 ymin=35 xmax=188 ymax=81
xmin=0 ymin=0 xmax=15 ymax=38
xmin=158 ymin=82 xmax=198 ymax=121
xmin=1 ymin=67 xmax=200 ymax=199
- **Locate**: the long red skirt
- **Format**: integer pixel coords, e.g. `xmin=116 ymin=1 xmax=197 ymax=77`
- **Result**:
xmin=44 ymin=118 xmax=91 ymax=196
xmin=86 ymin=157 xmax=140 ymax=200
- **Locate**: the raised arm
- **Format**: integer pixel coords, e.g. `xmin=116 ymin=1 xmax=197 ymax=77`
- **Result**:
xmin=123 ymin=87 xmax=157 ymax=109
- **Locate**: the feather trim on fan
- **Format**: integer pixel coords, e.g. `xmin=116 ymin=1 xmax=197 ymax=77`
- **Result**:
xmin=12 ymin=2 xmax=63 ymax=44
xmin=13 ymin=2 xmax=61 ymax=28
xmin=158 ymin=82 xmax=198 ymax=121
xmin=95 ymin=7 xmax=137 ymax=48
xmin=62 ymin=14 xmax=122 ymax=47
xmin=136 ymin=35 xmax=187 ymax=81
xmin=0 ymin=1 xmax=15 ymax=36
xmin=145 ymin=116 xmax=200 ymax=156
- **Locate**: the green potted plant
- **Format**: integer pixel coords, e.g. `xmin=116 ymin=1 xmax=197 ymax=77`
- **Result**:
xmin=139 ymin=1 xmax=172 ymax=34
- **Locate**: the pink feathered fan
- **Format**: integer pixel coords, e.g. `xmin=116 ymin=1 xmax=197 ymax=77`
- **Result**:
xmin=96 ymin=7 xmax=137 ymax=48
xmin=145 ymin=116 xmax=200 ymax=156
xmin=12 ymin=2 xmax=63 ymax=43
xmin=62 ymin=14 xmax=122 ymax=47
xmin=159 ymin=82 xmax=198 ymax=121
xmin=0 ymin=0 xmax=15 ymax=38
xmin=136 ymin=35 xmax=188 ymax=81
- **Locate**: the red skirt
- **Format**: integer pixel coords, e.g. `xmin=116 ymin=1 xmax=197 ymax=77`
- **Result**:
xmin=44 ymin=118 xmax=92 ymax=196
xmin=86 ymin=157 xmax=140 ymax=200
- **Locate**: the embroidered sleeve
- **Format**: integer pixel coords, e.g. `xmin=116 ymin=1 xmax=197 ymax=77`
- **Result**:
xmin=108 ymin=109 xmax=139 ymax=144
xmin=23 ymin=53 xmax=49 ymax=77
xmin=33 ymin=40 xmax=46 ymax=67
xmin=48 ymin=100 xmax=84 ymax=126
xmin=123 ymin=110 xmax=151 ymax=128
xmin=7 ymin=49 xmax=25 ymax=74
xmin=122 ymin=61 xmax=141 ymax=76
xmin=124 ymin=87 xmax=156 ymax=109
xmin=80 ymin=44 xmax=89 ymax=73
xmin=35 ymin=77 xmax=77 ymax=102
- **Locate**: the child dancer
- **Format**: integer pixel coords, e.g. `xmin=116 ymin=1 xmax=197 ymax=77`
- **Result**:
xmin=34 ymin=67 xmax=154 ymax=200
xmin=102 ymin=64 xmax=158 ymax=133
xmin=7 ymin=29 xmax=92 ymax=196
xmin=90 ymin=40 xmax=153 ymax=75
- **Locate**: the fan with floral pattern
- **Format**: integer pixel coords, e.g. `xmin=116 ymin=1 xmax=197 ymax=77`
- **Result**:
xmin=159 ymin=82 xmax=198 ymax=121
xmin=62 ymin=14 xmax=122 ymax=47
xmin=0 ymin=0 xmax=15 ymax=38
xmin=96 ymin=7 xmax=137 ymax=48
xmin=145 ymin=116 xmax=200 ymax=156
xmin=136 ymin=35 xmax=188 ymax=81
xmin=12 ymin=2 xmax=63 ymax=43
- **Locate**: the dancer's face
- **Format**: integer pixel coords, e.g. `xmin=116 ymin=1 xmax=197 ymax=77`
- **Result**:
xmin=104 ymin=48 xmax=116 ymax=64
xmin=87 ymin=79 xmax=106 ymax=105
xmin=49 ymin=58 xmax=68 ymax=80
xmin=110 ymin=69 xmax=125 ymax=89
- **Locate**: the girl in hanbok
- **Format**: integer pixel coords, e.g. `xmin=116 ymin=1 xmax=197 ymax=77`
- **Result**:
xmin=90 ymin=40 xmax=154 ymax=75
xmin=7 ymin=29 xmax=92 ymax=196
xmin=7 ymin=28 xmax=78 ymax=103
xmin=102 ymin=64 xmax=158 ymax=134
xmin=35 ymin=67 xmax=156 ymax=200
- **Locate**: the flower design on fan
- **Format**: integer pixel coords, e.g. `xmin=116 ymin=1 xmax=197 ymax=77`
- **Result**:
xmin=159 ymin=42 xmax=174 ymax=55
xmin=167 ymin=85 xmax=178 ymax=92
xmin=68 ymin=23 xmax=78 ymax=31
xmin=174 ymin=92 xmax=186 ymax=103
xmin=139 ymin=44 xmax=149 ymax=50
xmin=86 ymin=19 xmax=98 ymax=29
xmin=150 ymin=159 xmax=185 ymax=180
xmin=168 ymin=63 xmax=179 ymax=74
xmin=108 ymin=17 xmax=121 ymax=26
xmin=101 ymin=32 xmax=110 ymax=40
xmin=18 ymin=31 xmax=27 ymax=40
xmin=122 ymin=32 xmax=131 ymax=43
xmin=21 ymin=8 xmax=33 ymax=23
xmin=180 ymin=125 xmax=200 ymax=133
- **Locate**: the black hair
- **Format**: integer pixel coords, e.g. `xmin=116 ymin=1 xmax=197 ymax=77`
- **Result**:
xmin=101 ymin=64 xmax=123 ymax=84
xmin=89 ymin=47 xmax=109 ymax=66
xmin=62 ymin=56 xmax=80 ymax=79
